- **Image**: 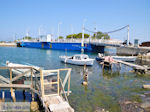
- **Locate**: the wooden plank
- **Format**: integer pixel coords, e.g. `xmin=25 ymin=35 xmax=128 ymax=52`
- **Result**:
xmin=12 ymin=69 xmax=31 ymax=82
xmin=0 ymin=84 xmax=31 ymax=88
xmin=67 ymin=73 xmax=71 ymax=96
xmin=44 ymin=94 xmax=58 ymax=97
xmin=59 ymin=68 xmax=72 ymax=71
xmin=0 ymin=75 xmax=10 ymax=83
xmin=0 ymin=66 xmax=32 ymax=69
xmin=30 ymin=68 xmax=34 ymax=101
xmin=42 ymin=69 xmax=59 ymax=74
xmin=114 ymin=59 xmax=147 ymax=69
xmin=31 ymin=68 xmax=33 ymax=87
xmin=62 ymin=69 xmax=71 ymax=88
xmin=59 ymin=78 xmax=69 ymax=103
xmin=44 ymin=82 xmax=58 ymax=85
xmin=40 ymin=70 xmax=44 ymax=97
xmin=57 ymin=70 xmax=60 ymax=95
xmin=10 ymin=69 xmax=16 ymax=102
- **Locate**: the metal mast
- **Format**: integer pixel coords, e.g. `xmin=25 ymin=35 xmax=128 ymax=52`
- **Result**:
xmin=127 ymin=25 xmax=130 ymax=46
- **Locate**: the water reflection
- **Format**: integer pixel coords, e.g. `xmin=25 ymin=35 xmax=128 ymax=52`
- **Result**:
xmin=102 ymin=70 xmax=120 ymax=79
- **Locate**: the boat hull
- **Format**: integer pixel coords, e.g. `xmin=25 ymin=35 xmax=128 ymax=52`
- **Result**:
xmin=60 ymin=56 xmax=94 ymax=66
xmin=95 ymin=57 xmax=104 ymax=62
xmin=112 ymin=56 xmax=136 ymax=62
xmin=18 ymin=42 xmax=104 ymax=52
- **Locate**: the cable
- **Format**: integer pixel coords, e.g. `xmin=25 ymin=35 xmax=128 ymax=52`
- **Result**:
xmin=84 ymin=25 xmax=129 ymax=34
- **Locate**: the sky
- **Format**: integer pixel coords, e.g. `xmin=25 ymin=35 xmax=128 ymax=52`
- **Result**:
xmin=0 ymin=0 xmax=150 ymax=43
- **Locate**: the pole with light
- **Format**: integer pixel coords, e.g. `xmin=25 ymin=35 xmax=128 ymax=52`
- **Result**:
xmin=81 ymin=19 xmax=86 ymax=52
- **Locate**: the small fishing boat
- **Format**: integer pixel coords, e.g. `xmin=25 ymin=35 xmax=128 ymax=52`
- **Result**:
xmin=6 ymin=61 xmax=40 ymax=77
xmin=6 ymin=61 xmax=56 ymax=77
xmin=96 ymin=53 xmax=136 ymax=62
xmin=59 ymin=54 xmax=94 ymax=66
xmin=111 ymin=56 xmax=136 ymax=62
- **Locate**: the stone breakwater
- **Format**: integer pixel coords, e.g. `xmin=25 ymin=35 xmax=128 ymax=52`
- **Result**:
xmin=0 ymin=42 xmax=16 ymax=47
xmin=117 ymin=46 xmax=150 ymax=56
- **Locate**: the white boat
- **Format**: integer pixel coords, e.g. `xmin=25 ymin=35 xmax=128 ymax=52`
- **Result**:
xmin=59 ymin=54 xmax=94 ymax=66
xmin=97 ymin=53 xmax=136 ymax=62
xmin=112 ymin=56 xmax=137 ymax=62
xmin=6 ymin=61 xmax=40 ymax=77
xmin=6 ymin=61 xmax=56 ymax=77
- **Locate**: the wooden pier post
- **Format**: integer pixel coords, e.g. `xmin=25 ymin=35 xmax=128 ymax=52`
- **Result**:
xmin=40 ymin=69 xmax=44 ymax=97
xmin=31 ymin=68 xmax=34 ymax=101
xmin=10 ymin=68 xmax=16 ymax=102
xmin=67 ymin=71 xmax=71 ymax=96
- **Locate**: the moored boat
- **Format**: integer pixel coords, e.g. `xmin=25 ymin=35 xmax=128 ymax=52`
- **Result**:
xmin=6 ymin=61 xmax=40 ymax=77
xmin=96 ymin=53 xmax=136 ymax=62
xmin=59 ymin=54 xmax=94 ymax=66
xmin=112 ymin=56 xmax=136 ymax=62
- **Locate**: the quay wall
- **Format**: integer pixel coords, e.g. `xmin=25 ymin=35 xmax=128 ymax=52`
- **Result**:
xmin=0 ymin=42 xmax=16 ymax=47
xmin=117 ymin=46 xmax=150 ymax=56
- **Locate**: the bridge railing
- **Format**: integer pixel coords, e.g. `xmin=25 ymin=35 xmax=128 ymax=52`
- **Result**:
xmin=90 ymin=39 xmax=122 ymax=46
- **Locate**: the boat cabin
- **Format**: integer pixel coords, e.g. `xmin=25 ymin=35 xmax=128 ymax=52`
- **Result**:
xmin=69 ymin=54 xmax=89 ymax=60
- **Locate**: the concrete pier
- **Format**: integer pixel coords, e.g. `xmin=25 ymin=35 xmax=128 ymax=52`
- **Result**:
xmin=117 ymin=46 xmax=150 ymax=56
xmin=0 ymin=42 xmax=16 ymax=47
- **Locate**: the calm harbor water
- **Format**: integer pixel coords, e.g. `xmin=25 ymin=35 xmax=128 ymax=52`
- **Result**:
xmin=0 ymin=47 xmax=150 ymax=112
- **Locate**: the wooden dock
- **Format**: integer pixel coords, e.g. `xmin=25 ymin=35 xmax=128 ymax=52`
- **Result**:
xmin=114 ymin=59 xmax=150 ymax=74
xmin=0 ymin=66 xmax=74 ymax=112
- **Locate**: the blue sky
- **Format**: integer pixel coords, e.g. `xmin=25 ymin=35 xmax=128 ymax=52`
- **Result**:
xmin=0 ymin=0 xmax=150 ymax=43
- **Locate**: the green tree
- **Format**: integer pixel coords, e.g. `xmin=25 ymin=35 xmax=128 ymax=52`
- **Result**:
xmin=66 ymin=34 xmax=77 ymax=39
xmin=66 ymin=33 xmax=90 ymax=39
xmin=23 ymin=36 xmax=32 ymax=40
xmin=76 ymin=33 xmax=90 ymax=39
xmin=92 ymin=32 xmax=110 ymax=39
xmin=58 ymin=36 xmax=64 ymax=39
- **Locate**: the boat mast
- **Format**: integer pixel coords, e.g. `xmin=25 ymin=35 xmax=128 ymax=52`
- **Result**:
xmin=127 ymin=25 xmax=130 ymax=46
